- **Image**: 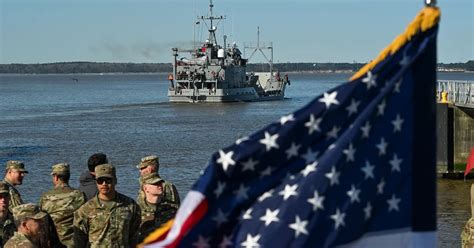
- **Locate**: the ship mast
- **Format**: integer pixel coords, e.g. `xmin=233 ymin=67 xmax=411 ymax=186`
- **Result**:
xmin=199 ymin=0 xmax=225 ymax=46
xmin=244 ymin=27 xmax=274 ymax=77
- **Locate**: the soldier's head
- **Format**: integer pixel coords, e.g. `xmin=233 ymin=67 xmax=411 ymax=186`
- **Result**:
xmin=5 ymin=160 xmax=28 ymax=186
xmin=0 ymin=182 xmax=10 ymax=215
xmin=87 ymin=153 xmax=108 ymax=174
xmin=95 ymin=164 xmax=117 ymax=197
xmin=137 ymin=155 xmax=159 ymax=176
xmin=141 ymin=173 xmax=164 ymax=204
xmin=50 ymin=163 xmax=70 ymax=185
xmin=13 ymin=204 xmax=46 ymax=241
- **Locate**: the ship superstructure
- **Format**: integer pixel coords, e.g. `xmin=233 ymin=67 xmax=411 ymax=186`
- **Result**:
xmin=167 ymin=0 xmax=289 ymax=103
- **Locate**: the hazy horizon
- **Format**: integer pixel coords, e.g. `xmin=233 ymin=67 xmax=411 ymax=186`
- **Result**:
xmin=1 ymin=0 xmax=472 ymax=64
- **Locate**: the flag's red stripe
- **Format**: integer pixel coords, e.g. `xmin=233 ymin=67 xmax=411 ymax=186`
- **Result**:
xmin=165 ymin=198 xmax=209 ymax=248
xmin=465 ymin=148 xmax=474 ymax=177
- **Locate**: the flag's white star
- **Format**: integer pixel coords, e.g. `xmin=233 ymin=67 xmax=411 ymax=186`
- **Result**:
xmin=301 ymin=148 xmax=319 ymax=163
xmin=285 ymin=143 xmax=301 ymax=159
xmin=319 ymin=91 xmax=340 ymax=108
xmin=213 ymin=209 xmax=228 ymax=226
xmin=280 ymin=114 xmax=295 ymax=125
xmin=387 ymin=194 xmax=401 ymax=212
xmin=259 ymin=167 xmax=272 ymax=178
xmin=235 ymin=136 xmax=249 ymax=145
xmin=258 ymin=190 xmax=274 ymax=202
xmin=259 ymin=132 xmax=279 ymax=151
xmin=242 ymin=208 xmax=253 ymax=220
xmin=234 ymin=184 xmax=249 ymax=200
xmin=361 ymin=160 xmax=375 ymax=180
xmin=325 ymin=166 xmax=340 ymax=186
xmin=362 ymin=71 xmax=377 ymax=89
xmin=389 ymin=153 xmax=403 ymax=172
xmin=391 ymin=114 xmax=404 ymax=132
xmin=326 ymin=126 xmax=340 ymax=140
xmin=377 ymin=178 xmax=385 ymax=195
xmin=377 ymin=100 xmax=386 ymax=116
xmin=343 ymin=143 xmax=356 ymax=162
xmin=330 ymin=208 xmax=346 ymax=230
xmin=361 ymin=121 xmax=371 ymax=138
xmin=346 ymin=99 xmax=360 ymax=116
xmin=328 ymin=143 xmax=336 ymax=150
xmin=241 ymin=234 xmax=260 ymax=248
xmin=193 ymin=235 xmax=210 ymax=248
xmin=217 ymin=150 xmax=235 ymax=172
xmin=219 ymin=235 xmax=233 ymax=248
xmin=289 ymin=215 xmax=309 ymax=237
xmin=305 ymin=114 xmax=322 ymax=134
xmin=399 ymin=54 xmax=410 ymax=66
xmin=364 ymin=202 xmax=373 ymax=220
xmin=214 ymin=181 xmax=226 ymax=197
xmin=376 ymin=137 xmax=388 ymax=156
xmin=307 ymin=190 xmax=325 ymax=211
xmin=301 ymin=161 xmax=317 ymax=177
xmin=394 ymin=79 xmax=402 ymax=93
xmin=279 ymin=184 xmax=298 ymax=200
xmin=260 ymin=208 xmax=280 ymax=226
xmin=347 ymin=185 xmax=361 ymax=203
xmin=242 ymin=158 xmax=258 ymax=172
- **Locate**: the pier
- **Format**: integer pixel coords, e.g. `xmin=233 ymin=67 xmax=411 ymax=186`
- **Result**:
xmin=437 ymin=80 xmax=474 ymax=178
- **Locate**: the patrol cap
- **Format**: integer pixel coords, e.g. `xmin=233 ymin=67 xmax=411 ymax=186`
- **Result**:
xmin=12 ymin=203 xmax=47 ymax=221
xmin=50 ymin=163 xmax=70 ymax=176
xmin=6 ymin=160 xmax=28 ymax=173
xmin=0 ymin=182 xmax=9 ymax=195
xmin=140 ymin=172 xmax=164 ymax=185
xmin=95 ymin=163 xmax=116 ymax=179
xmin=137 ymin=155 xmax=159 ymax=169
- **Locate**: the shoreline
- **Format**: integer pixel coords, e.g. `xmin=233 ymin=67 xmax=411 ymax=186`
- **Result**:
xmin=0 ymin=70 xmax=471 ymax=76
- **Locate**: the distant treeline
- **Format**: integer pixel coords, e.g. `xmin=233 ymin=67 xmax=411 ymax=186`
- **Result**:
xmin=0 ymin=61 xmax=472 ymax=74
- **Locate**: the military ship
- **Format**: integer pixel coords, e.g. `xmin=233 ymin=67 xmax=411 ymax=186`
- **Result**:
xmin=167 ymin=0 xmax=290 ymax=103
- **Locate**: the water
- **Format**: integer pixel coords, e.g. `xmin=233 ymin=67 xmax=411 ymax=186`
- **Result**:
xmin=0 ymin=71 xmax=473 ymax=246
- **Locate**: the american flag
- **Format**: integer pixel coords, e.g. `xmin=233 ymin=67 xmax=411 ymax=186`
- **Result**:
xmin=144 ymin=7 xmax=439 ymax=248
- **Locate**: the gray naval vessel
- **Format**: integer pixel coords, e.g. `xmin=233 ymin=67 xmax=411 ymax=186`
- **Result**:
xmin=167 ymin=0 xmax=290 ymax=103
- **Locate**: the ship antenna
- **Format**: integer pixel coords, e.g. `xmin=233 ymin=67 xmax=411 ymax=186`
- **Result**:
xmin=200 ymin=0 xmax=225 ymax=46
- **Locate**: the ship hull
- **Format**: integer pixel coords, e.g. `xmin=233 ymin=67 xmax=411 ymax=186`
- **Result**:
xmin=168 ymin=87 xmax=284 ymax=103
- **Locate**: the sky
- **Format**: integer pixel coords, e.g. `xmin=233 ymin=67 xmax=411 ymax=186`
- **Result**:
xmin=0 ymin=0 xmax=472 ymax=64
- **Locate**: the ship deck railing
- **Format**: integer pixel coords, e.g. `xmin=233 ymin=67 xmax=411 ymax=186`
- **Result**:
xmin=437 ymin=80 xmax=474 ymax=108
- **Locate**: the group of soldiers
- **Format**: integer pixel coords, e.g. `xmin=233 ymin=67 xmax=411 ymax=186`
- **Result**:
xmin=0 ymin=153 xmax=180 ymax=247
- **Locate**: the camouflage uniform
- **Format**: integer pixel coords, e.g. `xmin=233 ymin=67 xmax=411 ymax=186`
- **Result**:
xmin=462 ymin=217 xmax=474 ymax=248
xmin=0 ymin=182 xmax=15 ymax=246
xmin=39 ymin=163 xmax=86 ymax=247
xmin=73 ymin=164 xmax=141 ymax=248
xmin=3 ymin=161 xmax=28 ymax=213
xmin=0 ymin=212 xmax=15 ymax=246
xmin=4 ymin=232 xmax=36 ymax=248
xmin=138 ymin=173 xmax=178 ymax=241
xmin=5 ymin=204 xmax=47 ymax=248
xmin=3 ymin=179 xmax=22 ymax=214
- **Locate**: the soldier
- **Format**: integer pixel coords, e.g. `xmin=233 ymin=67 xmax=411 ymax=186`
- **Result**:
xmin=136 ymin=155 xmax=180 ymax=210
xmin=3 ymin=161 xmax=28 ymax=212
xmin=5 ymin=204 xmax=46 ymax=248
xmin=39 ymin=163 xmax=86 ymax=247
xmin=73 ymin=163 xmax=141 ymax=247
xmin=462 ymin=183 xmax=474 ymax=247
xmin=0 ymin=182 xmax=15 ymax=246
xmin=138 ymin=173 xmax=178 ymax=242
xmin=79 ymin=153 xmax=108 ymax=200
